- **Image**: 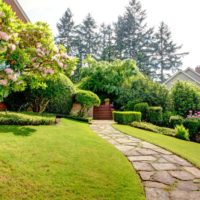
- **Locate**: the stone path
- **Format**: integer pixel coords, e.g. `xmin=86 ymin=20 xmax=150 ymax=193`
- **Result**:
xmin=90 ymin=120 xmax=200 ymax=200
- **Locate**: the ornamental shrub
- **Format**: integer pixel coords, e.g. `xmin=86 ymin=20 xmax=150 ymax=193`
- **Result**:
xmin=162 ymin=111 xmax=175 ymax=127
xmin=134 ymin=102 xmax=149 ymax=121
xmin=148 ymin=107 xmax=163 ymax=125
xmin=75 ymin=90 xmax=100 ymax=117
xmin=169 ymin=115 xmax=183 ymax=128
xmin=175 ymin=125 xmax=189 ymax=141
xmin=171 ymin=81 xmax=200 ymax=117
xmin=183 ymin=118 xmax=200 ymax=142
xmin=113 ymin=111 xmax=141 ymax=124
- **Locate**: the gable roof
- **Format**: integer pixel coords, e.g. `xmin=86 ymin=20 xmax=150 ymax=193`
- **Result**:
xmin=3 ymin=0 xmax=30 ymax=23
xmin=164 ymin=67 xmax=200 ymax=86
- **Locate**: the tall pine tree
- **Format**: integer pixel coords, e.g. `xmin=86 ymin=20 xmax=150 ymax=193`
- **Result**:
xmin=153 ymin=22 xmax=188 ymax=82
xmin=56 ymin=8 xmax=74 ymax=53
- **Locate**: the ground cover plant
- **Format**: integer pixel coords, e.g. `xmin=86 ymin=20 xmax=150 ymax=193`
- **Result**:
xmin=113 ymin=124 xmax=200 ymax=168
xmin=0 ymin=111 xmax=55 ymax=125
xmin=0 ymin=119 xmax=145 ymax=200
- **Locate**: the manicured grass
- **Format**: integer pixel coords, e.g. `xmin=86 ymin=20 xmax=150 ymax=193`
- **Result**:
xmin=0 ymin=119 xmax=145 ymax=200
xmin=113 ymin=124 xmax=200 ymax=168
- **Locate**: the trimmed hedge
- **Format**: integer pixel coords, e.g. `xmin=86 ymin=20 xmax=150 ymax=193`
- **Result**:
xmin=134 ymin=102 xmax=149 ymax=121
xmin=0 ymin=112 xmax=56 ymax=125
xmin=169 ymin=115 xmax=183 ymax=128
xmin=113 ymin=111 xmax=141 ymax=125
xmin=162 ymin=111 xmax=175 ymax=127
xmin=148 ymin=106 xmax=163 ymax=125
xmin=131 ymin=121 xmax=176 ymax=137
xmin=66 ymin=115 xmax=92 ymax=124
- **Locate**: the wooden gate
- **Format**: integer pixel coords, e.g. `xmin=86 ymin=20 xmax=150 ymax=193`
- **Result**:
xmin=93 ymin=104 xmax=113 ymax=120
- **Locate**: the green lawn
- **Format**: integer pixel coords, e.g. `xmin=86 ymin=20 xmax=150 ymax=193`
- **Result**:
xmin=0 ymin=119 xmax=145 ymax=200
xmin=113 ymin=124 xmax=200 ymax=168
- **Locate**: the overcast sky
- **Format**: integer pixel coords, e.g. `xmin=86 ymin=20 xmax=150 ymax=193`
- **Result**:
xmin=18 ymin=0 xmax=200 ymax=69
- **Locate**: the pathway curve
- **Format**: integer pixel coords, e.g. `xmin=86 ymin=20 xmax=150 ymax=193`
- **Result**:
xmin=90 ymin=120 xmax=200 ymax=200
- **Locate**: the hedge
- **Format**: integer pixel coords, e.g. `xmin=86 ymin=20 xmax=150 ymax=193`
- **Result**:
xmin=169 ymin=115 xmax=183 ymax=128
xmin=113 ymin=111 xmax=141 ymax=125
xmin=148 ymin=106 xmax=163 ymax=125
xmin=134 ymin=102 xmax=149 ymax=121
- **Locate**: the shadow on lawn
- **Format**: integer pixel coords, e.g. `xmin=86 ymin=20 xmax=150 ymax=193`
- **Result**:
xmin=0 ymin=126 xmax=36 ymax=136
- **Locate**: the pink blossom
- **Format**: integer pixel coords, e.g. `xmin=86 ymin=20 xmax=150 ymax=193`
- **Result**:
xmin=4 ymin=68 xmax=13 ymax=74
xmin=0 ymin=79 xmax=8 ymax=86
xmin=43 ymin=68 xmax=54 ymax=75
xmin=36 ymin=43 xmax=42 ymax=48
xmin=61 ymin=53 xmax=69 ymax=59
xmin=0 ymin=31 xmax=10 ymax=41
xmin=7 ymin=74 xmax=17 ymax=81
xmin=57 ymin=61 xmax=64 ymax=68
xmin=8 ymin=44 xmax=16 ymax=51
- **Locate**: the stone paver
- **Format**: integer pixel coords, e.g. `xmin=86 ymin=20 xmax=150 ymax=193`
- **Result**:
xmin=90 ymin=120 xmax=200 ymax=200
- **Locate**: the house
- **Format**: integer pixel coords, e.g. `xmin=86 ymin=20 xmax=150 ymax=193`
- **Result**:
xmin=3 ymin=0 xmax=30 ymax=23
xmin=164 ymin=67 xmax=200 ymax=88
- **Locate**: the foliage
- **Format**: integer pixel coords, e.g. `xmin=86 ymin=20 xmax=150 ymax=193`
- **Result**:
xmin=113 ymin=124 xmax=200 ymax=168
xmin=131 ymin=121 xmax=176 ymax=136
xmin=122 ymin=77 xmax=171 ymax=111
xmin=78 ymin=57 xmax=141 ymax=108
xmin=162 ymin=111 xmax=175 ymax=127
xmin=171 ymin=81 xmax=200 ymax=117
xmin=134 ymin=102 xmax=149 ymax=121
xmin=113 ymin=111 xmax=141 ymax=125
xmin=153 ymin=22 xmax=188 ymax=82
xmin=183 ymin=118 xmax=200 ymax=142
xmin=75 ymin=89 xmax=100 ymax=117
xmin=175 ymin=125 xmax=189 ymax=141
xmin=0 ymin=111 xmax=55 ymax=125
xmin=0 ymin=118 xmax=145 ymax=199
xmin=148 ymin=106 xmax=163 ymax=125
xmin=169 ymin=115 xmax=183 ymax=128
xmin=66 ymin=115 xmax=92 ymax=124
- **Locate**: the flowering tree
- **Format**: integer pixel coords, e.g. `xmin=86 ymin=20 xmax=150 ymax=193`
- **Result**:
xmin=0 ymin=0 xmax=77 ymax=102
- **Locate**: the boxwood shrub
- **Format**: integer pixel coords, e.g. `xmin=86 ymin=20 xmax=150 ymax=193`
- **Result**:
xmin=148 ymin=106 xmax=163 ymax=125
xmin=169 ymin=115 xmax=183 ymax=128
xmin=113 ymin=111 xmax=141 ymax=125
xmin=134 ymin=102 xmax=149 ymax=121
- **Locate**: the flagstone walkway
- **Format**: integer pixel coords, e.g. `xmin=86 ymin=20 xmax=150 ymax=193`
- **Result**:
xmin=90 ymin=120 xmax=200 ymax=200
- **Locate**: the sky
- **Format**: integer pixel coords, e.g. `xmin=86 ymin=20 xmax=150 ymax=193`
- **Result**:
xmin=18 ymin=0 xmax=200 ymax=69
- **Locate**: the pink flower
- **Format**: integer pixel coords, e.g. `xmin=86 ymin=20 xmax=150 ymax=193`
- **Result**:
xmin=61 ymin=53 xmax=69 ymax=59
xmin=0 ymin=79 xmax=8 ymax=86
xmin=7 ymin=74 xmax=17 ymax=81
xmin=8 ymin=44 xmax=16 ymax=51
xmin=0 ymin=31 xmax=10 ymax=41
xmin=4 ymin=68 xmax=13 ymax=74
xmin=43 ymin=68 xmax=54 ymax=75
xmin=36 ymin=43 xmax=42 ymax=48
xmin=57 ymin=61 xmax=64 ymax=68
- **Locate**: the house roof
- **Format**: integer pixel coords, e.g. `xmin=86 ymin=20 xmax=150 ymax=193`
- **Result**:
xmin=3 ymin=0 xmax=30 ymax=23
xmin=164 ymin=67 xmax=200 ymax=86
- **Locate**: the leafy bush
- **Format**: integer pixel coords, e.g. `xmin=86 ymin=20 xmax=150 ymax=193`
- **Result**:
xmin=169 ymin=115 xmax=183 ymax=128
xmin=66 ymin=115 xmax=92 ymax=124
xmin=131 ymin=121 xmax=176 ymax=136
xmin=134 ymin=102 xmax=149 ymax=121
xmin=183 ymin=118 xmax=200 ymax=142
xmin=0 ymin=112 xmax=55 ymax=125
xmin=113 ymin=111 xmax=141 ymax=125
xmin=171 ymin=81 xmax=200 ymax=117
xmin=148 ymin=107 xmax=163 ymax=125
xmin=75 ymin=90 xmax=100 ymax=117
xmin=162 ymin=111 xmax=175 ymax=127
xmin=175 ymin=125 xmax=189 ymax=140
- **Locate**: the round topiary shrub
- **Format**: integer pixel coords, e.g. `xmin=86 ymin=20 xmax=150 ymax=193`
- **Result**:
xmin=75 ymin=89 xmax=100 ymax=117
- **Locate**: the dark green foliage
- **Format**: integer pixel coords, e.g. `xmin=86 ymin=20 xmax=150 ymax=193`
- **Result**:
xmin=75 ymin=89 xmax=100 ymax=117
xmin=148 ymin=107 xmax=163 ymax=125
xmin=183 ymin=118 xmax=200 ymax=142
xmin=113 ymin=111 xmax=141 ymax=125
xmin=134 ymin=102 xmax=149 ymax=121
xmin=131 ymin=121 xmax=176 ymax=136
xmin=175 ymin=125 xmax=189 ymax=141
xmin=162 ymin=111 xmax=175 ymax=127
xmin=0 ymin=112 xmax=55 ymax=125
xmin=153 ymin=22 xmax=188 ymax=82
xmin=66 ymin=115 xmax=92 ymax=124
xmin=171 ymin=81 xmax=200 ymax=117
xmin=169 ymin=115 xmax=183 ymax=128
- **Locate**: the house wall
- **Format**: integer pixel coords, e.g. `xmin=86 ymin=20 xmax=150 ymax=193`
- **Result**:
xmin=165 ymin=72 xmax=200 ymax=88
xmin=184 ymin=69 xmax=200 ymax=82
xmin=3 ymin=0 xmax=29 ymax=23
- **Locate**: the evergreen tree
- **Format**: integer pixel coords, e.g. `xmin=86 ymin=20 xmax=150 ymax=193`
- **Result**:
xmin=153 ymin=22 xmax=188 ymax=82
xmin=99 ymin=24 xmax=115 ymax=62
xmin=56 ymin=8 xmax=74 ymax=53
xmin=114 ymin=0 xmax=155 ymax=77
